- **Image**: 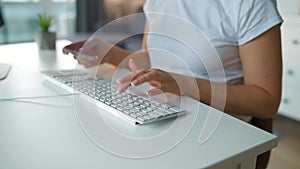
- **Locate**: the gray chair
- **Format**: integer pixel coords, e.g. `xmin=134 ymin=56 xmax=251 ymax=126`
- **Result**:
xmin=250 ymin=118 xmax=273 ymax=169
xmin=0 ymin=7 xmax=4 ymax=27
xmin=0 ymin=3 xmax=8 ymax=44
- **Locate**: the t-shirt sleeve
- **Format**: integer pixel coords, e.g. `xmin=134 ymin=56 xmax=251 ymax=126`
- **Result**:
xmin=237 ymin=0 xmax=283 ymax=45
xmin=143 ymin=0 xmax=152 ymax=21
xmin=143 ymin=0 xmax=151 ymax=13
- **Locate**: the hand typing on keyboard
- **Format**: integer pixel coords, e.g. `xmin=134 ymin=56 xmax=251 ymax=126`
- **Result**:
xmin=117 ymin=59 xmax=182 ymax=97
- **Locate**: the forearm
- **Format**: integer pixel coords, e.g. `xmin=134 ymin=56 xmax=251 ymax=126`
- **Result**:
xmin=223 ymin=84 xmax=281 ymax=118
xmin=102 ymin=45 xmax=132 ymax=66
xmin=178 ymin=75 xmax=281 ymax=119
xmin=103 ymin=46 xmax=150 ymax=70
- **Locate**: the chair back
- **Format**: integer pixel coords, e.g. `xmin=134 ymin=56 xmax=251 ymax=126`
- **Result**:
xmin=0 ymin=4 xmax=4 ymax=27
xmin=250 ymin=118 xmax=273 ymax=169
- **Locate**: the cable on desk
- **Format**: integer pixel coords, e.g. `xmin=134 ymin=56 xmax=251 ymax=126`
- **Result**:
xmin=0 ymin=93 xmax=80 ymax=101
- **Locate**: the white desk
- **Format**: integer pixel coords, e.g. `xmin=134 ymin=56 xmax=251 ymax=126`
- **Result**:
xmin=0 ymin=40 xmax=277 ymax=169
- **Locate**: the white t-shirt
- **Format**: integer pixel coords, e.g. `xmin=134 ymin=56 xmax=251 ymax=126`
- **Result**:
xmin=143 ymin=0 xmax=283 ymax=84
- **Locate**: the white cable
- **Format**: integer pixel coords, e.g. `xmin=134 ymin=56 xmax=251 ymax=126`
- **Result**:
xmin=0 ymin=93 xmax=80 ymax=101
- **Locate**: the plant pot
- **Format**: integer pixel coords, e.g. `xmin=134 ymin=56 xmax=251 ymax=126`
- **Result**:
xmin=35 ymin=31 xmax=56 ymax=50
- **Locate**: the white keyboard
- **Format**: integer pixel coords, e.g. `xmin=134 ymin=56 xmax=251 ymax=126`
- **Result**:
xmin=42 ymin=69 xmax=185 ymax=125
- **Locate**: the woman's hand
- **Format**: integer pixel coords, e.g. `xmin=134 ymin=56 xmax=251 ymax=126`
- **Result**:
xmin=117 ymin=59 xmax=181 ymax=96
xmin=63 ymin=40 xmax=86 ymax=55
xmin=62 ymin=38 xmax=114 ymax=68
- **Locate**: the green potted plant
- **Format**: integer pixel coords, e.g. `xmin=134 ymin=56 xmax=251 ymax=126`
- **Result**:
xmin=35 ymin=12 xmax=56 ymax=50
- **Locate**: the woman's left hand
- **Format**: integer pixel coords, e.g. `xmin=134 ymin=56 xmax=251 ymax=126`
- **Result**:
xmin=117 ymin=59 xmax=181 ymax=96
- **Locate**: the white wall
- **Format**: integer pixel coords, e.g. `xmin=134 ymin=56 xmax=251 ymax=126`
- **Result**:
xmin=277 ymin=0 xmax=300 ymax=15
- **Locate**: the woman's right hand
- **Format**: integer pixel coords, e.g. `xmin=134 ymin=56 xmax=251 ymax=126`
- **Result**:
xmin=63 ymin=38 xmax=114 ymax=68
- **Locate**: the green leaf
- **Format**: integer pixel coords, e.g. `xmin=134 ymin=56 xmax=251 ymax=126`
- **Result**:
xmin=37 ymin=12 xmax=54 ymax=32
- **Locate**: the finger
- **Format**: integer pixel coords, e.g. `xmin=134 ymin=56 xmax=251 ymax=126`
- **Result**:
xmin=147 ymin=87 xmax=166 ymax=96
xmin=128 ymin=59 xmax=141 ymax=72
xmin=77 ymin=57 xmax=91 ymax=65
xmin=84 ymin=61 xmax=100 ymax=68
xmin=62 ymin=47 xmax=69 ymax=55
xmin=117 ymin=82 xmax=131 ymax=93
xmin=79 ymin=61 xmax=97 ymax=68
xmin=149 ymin=81 xmax=162 ymax=87
xmin=117 ymin=69 xmax=147 ymax=84
xmin=83 ymin=63 xmax=94 ymax=68
xmin=62 ymin=41 xmax=86 ymax=54
xmin=117 ymin=74 xmax=133 ymax=84
xmin=131 ymin=70 xmax=162 ymax=86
